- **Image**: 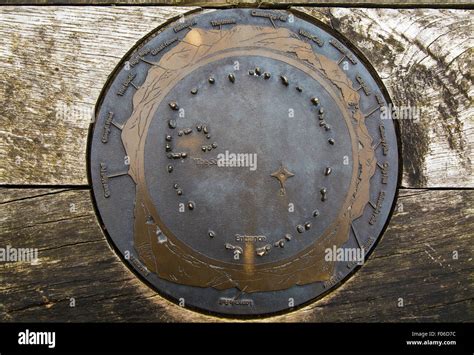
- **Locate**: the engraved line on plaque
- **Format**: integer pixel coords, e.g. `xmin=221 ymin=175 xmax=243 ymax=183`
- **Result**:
xmin=330 ymin=39 xmax=358 ymax=65
xmin=299 ymin=29 xmax=324 ymax=47
xmin=117 ymin=73 xmax=138 ymax=96
xmin=101 ymin=112 xmax=114 ymax=143
xmin=99 ymin=162 xmax=129 ymax=198
xmin=251 ymin=10 xmax=287 ymax=28
xmin=365 ymin=93 xmax=386 ymax=118
xmin=211 ymin=18 xmax=237 ymax=29
xmin=369 ymin=191 xmax=386 ymax=225
xmin=173 ymin=20 xmax=196 ymax=33
xmin=355 ymin=73 xmax=372 ymax=96
xmin=377 ymin=161 xmax=389 ymax=184
xmin=373 ymin=124 xmax=389 ymax=156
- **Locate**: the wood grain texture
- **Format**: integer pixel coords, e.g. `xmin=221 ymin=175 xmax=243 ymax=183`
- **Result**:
xmin=0 ymin=7 xmax=472 ymax=187
xmin=0 ymin=6 xmax=472 ymax=323
xmin=1 ymin=188 xmax=472 ymax=322
xmin=0 ymin=1 xmax=473 ymax=8
xmin=296 ymin=7 xmax=473 ymax=188
xmin=0 ymin=6 xmax=196 ymax=186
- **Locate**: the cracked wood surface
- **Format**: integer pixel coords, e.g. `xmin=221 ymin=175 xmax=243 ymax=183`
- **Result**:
xmin=0 ymin=6 xmax=472 ymax=187
xmin=0 ymin=188 xmax=472 ymax=322
xmin=298 ymin=7 xmax=473 ymax=189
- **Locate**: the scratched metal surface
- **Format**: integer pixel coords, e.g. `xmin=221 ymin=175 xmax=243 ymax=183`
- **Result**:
xmin=89 ymin=8 xmax=399 ymax=316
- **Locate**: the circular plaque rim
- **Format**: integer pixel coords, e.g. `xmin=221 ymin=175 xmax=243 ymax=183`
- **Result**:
xmin=87 ymin=8 xmax=402 ymax=318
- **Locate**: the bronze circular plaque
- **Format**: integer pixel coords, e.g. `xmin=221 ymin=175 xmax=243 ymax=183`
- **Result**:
xmin=89 ymin=8 xmax=400 ymax=316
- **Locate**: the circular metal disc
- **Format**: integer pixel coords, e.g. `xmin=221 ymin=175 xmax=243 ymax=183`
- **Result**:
xmin=89 ymin=8 xmax=400 ymax=317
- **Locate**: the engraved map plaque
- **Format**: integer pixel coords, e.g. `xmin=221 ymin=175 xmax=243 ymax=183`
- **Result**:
xmin=89 ymin=9 xmax=400 ymax=316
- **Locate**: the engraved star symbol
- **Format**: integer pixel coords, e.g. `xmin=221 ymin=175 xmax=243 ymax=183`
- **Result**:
xmin=271 ymin=164 xmax=295 ymax=196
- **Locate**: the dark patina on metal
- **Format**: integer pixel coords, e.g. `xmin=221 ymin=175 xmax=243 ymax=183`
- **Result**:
xmin=89 ymin=8 xmax=399 ymax=317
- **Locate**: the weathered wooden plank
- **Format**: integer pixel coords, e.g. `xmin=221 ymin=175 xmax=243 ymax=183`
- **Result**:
xmin=296 ymin=7 xmax=473 ymax=189
xmin=288 ymin=188 xmax=474 ymax=322
xmin=0 ymin=7 xmax=472 ymax=188
xmin=0 ymin=1 xmax=472 ymax=8
xmin=0 ymin=6 xmax=196 ymax=186
xmin=0 ymin=188 xmax=211 ymax=322
xmin=1 ymin=188 xmax=472 ymax=322
xmin=0 ymin=188 xmax=69 ymax=204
